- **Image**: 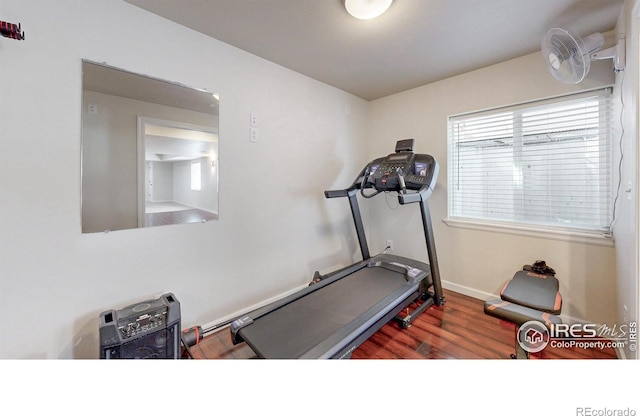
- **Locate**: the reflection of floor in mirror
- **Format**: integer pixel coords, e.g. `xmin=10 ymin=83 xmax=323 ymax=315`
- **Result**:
xmin=145 ymin=201 xmax=217 ymax=227
xmin=145 ymin=201 xmax=193 ymax=214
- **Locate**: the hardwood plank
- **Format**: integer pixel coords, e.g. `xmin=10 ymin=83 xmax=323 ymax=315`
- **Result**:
xmin=189 ymin=329 xmax=257 ymax=359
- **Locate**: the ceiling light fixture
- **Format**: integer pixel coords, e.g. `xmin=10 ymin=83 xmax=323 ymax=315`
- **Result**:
xmin=344 ymin=0 xmax=393 ymax=20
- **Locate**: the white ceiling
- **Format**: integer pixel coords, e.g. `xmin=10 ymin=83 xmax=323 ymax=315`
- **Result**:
xmin=124 ymin=0 xmax=625 ymax=101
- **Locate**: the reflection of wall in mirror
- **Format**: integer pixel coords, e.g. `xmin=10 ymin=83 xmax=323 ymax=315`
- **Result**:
xmin=173 ymin=156 xmax=218 ymax=212
xmin=147 ymin=161 xmax=172 ymax=201
xmin=81 ymin=90 xmax=217 ymax=233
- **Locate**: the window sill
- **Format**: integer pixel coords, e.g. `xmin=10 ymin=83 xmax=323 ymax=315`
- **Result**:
xmin=443 ymin=217 xmax=614 ymax=247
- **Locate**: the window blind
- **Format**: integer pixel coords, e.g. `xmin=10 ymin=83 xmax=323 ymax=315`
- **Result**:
xmin=447 ymin=89 xmax=612 ymax=234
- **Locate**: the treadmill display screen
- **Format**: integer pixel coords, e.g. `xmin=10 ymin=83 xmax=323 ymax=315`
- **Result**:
xmin=414 ymin=162 xmax=428 ymax=177
xmin=387 ymin=154 xmax=411 ymax=161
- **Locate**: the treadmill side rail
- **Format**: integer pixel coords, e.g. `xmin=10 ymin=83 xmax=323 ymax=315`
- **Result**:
xmin=230 ymin=315 xmax=254 ymax=344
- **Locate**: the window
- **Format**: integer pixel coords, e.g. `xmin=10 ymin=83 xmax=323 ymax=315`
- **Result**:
xmin=191 ymin=162 xmax=201 ymax=191
xmin=447 ymin=89 xmax=612 ymax=238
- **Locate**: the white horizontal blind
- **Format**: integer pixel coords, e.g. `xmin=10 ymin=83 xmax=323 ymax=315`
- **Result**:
xmin=448 ymin=89 xmax=612 ymax=234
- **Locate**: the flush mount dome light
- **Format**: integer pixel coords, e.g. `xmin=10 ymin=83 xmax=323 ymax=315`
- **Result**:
xmin=344 ymin=0 xmax=393 ymax=20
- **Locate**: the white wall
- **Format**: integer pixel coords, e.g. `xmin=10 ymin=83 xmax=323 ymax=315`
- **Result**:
xmin=0 ymin=0 xmax=369 ymax=358
xmin=612 ymin=0 xmax=640 ymax=359
xmin=149 ymin=161 xmax=173 ymax=202
xmin=367 ymin=52 xmax=619 ymax=327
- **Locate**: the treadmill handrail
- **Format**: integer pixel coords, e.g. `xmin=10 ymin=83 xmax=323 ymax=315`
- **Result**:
xmin=324 ymin=181 xmax=370 ymax=260
xmin=324 ymin=188 xmax=351 ymax=199
xmin=398 ymin=158 xmax=439 ymax=205
xmin=398 ymin=188 xmax=427 ymax=204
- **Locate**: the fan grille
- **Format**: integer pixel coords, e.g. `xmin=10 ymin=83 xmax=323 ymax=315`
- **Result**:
xmin=542 ymin=28 xmax=589 ymax=84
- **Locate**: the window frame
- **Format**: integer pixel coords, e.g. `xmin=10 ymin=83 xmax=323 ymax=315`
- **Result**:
xmin=445 ymin=88 xmax=614 ymax=247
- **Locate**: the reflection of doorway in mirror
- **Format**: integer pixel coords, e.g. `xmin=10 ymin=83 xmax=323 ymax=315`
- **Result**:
xmin=137 ymin=117 xmax=219 ymax=227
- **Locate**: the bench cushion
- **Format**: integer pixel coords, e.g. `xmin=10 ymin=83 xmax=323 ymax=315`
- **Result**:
xmin=500 ymin=270 xmax=562 ymax=314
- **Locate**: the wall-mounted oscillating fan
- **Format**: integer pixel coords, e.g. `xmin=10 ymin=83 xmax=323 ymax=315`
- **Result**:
xmin=541 ymin=28 xmax=625 ymax=84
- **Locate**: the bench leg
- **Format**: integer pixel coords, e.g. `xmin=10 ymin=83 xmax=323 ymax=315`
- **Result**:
xmin=511 ymin=326 xmax=530 ymax=359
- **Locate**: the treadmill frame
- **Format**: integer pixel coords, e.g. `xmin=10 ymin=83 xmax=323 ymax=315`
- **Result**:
xmin=230 ymin=149 xmax=445 ymax=357
xmin=325 ymin=159 xmax=445 ymax=311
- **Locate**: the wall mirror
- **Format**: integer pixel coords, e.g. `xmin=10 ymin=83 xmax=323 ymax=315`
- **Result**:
xmin=81 ymin=60 xmax=219 ymax=233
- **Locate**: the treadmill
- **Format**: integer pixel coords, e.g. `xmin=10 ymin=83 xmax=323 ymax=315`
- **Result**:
xmin=230 ymin=139 xmax=444 ymax=358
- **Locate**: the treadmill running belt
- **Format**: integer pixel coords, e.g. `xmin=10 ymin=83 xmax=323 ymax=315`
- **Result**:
xmin=238 ymin=266 xmax=419 ymax=358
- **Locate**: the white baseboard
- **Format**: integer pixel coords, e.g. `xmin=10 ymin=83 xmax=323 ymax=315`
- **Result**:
xmin=441 ymin=280 xmax=495 ymax=301
xmin=200 ymin=283 xmax=308 ymax=336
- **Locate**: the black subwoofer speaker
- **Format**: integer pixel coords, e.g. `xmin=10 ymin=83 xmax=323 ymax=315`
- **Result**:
xmin=99 ymin=293 xmax=181 ymax=359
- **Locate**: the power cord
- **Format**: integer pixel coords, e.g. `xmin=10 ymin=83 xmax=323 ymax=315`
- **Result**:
xmin=610 ymin=72 xmax=625 ymax=230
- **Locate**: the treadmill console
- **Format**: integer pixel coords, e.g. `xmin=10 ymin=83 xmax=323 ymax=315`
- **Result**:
xmin=364 ymin=142 xmax=438 ymax=197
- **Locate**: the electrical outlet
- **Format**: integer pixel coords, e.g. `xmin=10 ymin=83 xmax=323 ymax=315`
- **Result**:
xmin=386 ymin=240 xmax=393 ymax=251
xmin=250 ymin=112 xmax=257 ymax=127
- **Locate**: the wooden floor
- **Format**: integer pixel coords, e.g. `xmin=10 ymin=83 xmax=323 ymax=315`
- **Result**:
xmin=145 ymin=208 xmax=217 ymax=227
xmin=188 ymin=289 xmax=618 ymax=360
